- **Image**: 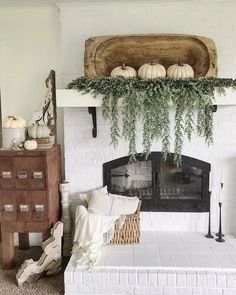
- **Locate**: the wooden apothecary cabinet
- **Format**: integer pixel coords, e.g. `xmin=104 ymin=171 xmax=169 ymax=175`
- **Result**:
xmin=0 ymin=145 xmax=61 ymax=269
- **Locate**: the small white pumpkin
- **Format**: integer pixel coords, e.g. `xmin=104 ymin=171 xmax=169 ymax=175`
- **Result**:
xmin=167 ymin=61 xmax=194 ymax=79
xmin=28 ymin=125 xmax=50 ymax=139
xmin=4 ymin=116 xmax=26 ymax=128
xmin=24 ymin=139 xmax=37 ymax=150
xmin=138 ymin=62 xmax=166 ymax=79
xmin=110 ymin=63 xmax=137 ymax=78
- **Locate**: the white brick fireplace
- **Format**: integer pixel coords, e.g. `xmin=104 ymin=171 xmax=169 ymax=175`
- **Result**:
xmin=57 ymin=0 xmax=236 ymax=235
xmin=59 ymin=94 xmax=236 ymax=235
xmin=57 ymin=1 xmax=236 ymax=293
xmin=58 ymin=92 xmax=236 ymax=295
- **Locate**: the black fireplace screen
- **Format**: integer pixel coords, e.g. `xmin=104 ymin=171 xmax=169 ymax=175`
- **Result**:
xmin=103 ymin=153 xmax=210 ymax=212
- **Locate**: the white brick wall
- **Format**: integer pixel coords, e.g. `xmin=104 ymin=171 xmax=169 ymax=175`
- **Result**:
xmin=59 ymin=1 xmax=236 ymax=87
xmin=59 ymin=1 xmax=236 ymax=234
xmin=64 ymin=106 xmax=236 ymax=234
xmin=64 ymin=261 xmax=236 ymax=295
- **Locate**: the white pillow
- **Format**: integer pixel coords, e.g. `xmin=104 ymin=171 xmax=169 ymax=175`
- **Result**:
xmin=109 ymin=193 xmax=139 ymax=215
xmin=88 ymin=190 xmax=139 ymax=216
xmin=78 ymin=186 xmax=108 ymax=207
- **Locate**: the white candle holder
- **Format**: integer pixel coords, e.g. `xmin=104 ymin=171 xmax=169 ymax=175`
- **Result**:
xmin=59 ymin=181 xmax=72 ymax=256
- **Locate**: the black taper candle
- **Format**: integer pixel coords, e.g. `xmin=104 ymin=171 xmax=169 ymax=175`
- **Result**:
xmin=205 ymin=191 xmax=213 ymax=238
xmin=216 ymin=201 xmax=225 ymax=242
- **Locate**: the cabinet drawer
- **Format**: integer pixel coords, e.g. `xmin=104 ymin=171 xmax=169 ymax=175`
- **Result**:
xmin=31 ymin=191 xmax=47 ymax=221
xmin=16 ymin=191 xmax=31 ymax=222
xmin=29 ymin=158 xmax=46 ymax=189
xmin=0 ymin=157 xmax=14 ymax=188
xmin=14 ymin=157 xmax=31 ymax=189
xmin=13 ymin=157 xmax=46 ymax=189
xmin=0 ymin=191 xmax=48 ymax=222
xmin=0 ymin=191 xmax=17 ymax=222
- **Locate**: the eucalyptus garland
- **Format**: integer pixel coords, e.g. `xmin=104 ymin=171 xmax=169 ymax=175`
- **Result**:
xmin=67 ymin=76 xmax=236 ymax=166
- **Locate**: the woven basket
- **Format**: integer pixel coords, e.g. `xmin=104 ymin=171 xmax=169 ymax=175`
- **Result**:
xmin=110 ymin=202 xmax=141 ymax=245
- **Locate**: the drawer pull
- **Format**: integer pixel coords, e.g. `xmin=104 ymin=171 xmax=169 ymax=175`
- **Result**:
xmin=2 ymin=171 xmax=12 ymax=179
xmin=17 ymin=171 xmax=28 ymax=179
xmin=33 ymin=171 xmax=43 ymax=179
xmin=19 ymin=204 xmax=29 ymax=212
xmin=35 ymin=204 xmax=45 ymax=212
xmin=4 ymin=204 xmax=14 ymax=212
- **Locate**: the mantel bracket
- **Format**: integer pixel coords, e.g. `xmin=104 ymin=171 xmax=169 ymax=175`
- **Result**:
xmin=88 ymin=107 xmax=97 ymax=138
xmin=212 ymin=105 xmax=217 ymax=112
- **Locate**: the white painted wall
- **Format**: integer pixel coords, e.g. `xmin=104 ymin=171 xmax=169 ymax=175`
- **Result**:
xmin=0 ymin=7 xmax=60 ymax=122
xmin=0 ymin=6 xmax=60 ymax=245
xmin=59 ymin=1 xmax=236 ymax=87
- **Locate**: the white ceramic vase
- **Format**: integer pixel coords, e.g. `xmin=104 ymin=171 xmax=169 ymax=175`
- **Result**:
xmin=2 ymin=127 xmax=26 ymax=149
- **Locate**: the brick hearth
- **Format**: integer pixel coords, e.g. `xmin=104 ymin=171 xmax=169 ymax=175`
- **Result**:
xmin=65 ymin=231 xmax=236 ymax=294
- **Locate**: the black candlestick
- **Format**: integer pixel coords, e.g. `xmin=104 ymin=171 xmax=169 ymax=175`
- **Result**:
xmin=216 ymin=201 xmax=225 ymax=242
xmin=205 ymin=191 xmax=214 ymax=238
xmin=216 ymin=182 xmax=224 ymax=237
xmin=216 ymin=232 xmax=225 ymax=237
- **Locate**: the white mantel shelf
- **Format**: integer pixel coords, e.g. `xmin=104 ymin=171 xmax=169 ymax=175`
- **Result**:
xmin=56 ymin=90 xmax=103 ymax=107
xmin=56 ymin=88 xmax=236 ymax=108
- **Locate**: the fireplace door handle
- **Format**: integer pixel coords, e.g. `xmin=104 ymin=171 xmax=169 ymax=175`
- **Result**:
xmin=111 ymin=173 xmax=130 ymax=178
xmin=153 ymin=171 xmax=160 ymax=188
xmin=156 ymin=172 xmax=161 ymax=187
xmin=153 ymin=171 xmax=159 ymax=188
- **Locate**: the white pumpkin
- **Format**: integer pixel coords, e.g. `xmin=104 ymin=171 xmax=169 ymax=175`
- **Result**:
xmin=110 ymin=63 xmax=137 ymax=78
xmin=4 ymin=116 xmax=26 ymax=128
xmin=24 ymin=139 xmax=37 ymax=150
xmin=167 ymin=61 xmax=194 ymax=79
xmin=138 ymin=62 xmax=166 ymax=79
xmin=28 ymin=125 xmax=50 ymax=139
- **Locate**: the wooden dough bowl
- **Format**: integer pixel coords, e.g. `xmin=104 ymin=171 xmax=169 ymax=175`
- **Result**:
xmin=84 ymin=34 xmax=218 ymax=78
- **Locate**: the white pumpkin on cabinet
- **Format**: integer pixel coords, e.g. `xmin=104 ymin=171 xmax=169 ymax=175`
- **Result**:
xmin=24 ymin=139 xmax=38 ymax=150
xmin=28 ymin=125 xmax=50 ymax=139
xmin=2 ymin=115 xmax=26 ymax=149
xmin=4 ymin=115 xmax=26 ymax=128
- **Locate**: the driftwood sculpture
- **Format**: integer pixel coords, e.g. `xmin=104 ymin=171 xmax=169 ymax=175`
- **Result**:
xmin=28 ymin=70 xmax=57 ymax=143
xmin=16 ymin=222 xmax=63 ymax=287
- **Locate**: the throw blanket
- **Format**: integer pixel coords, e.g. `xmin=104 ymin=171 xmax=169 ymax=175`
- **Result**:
xmin=72 ymin=188 xmax=140 ymax=270
xmin=72 ymin=206 xmax=121 ymax=270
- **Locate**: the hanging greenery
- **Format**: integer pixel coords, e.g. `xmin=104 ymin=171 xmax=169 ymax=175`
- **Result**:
xmin=67 ymin=76 xmax=236 ymax=166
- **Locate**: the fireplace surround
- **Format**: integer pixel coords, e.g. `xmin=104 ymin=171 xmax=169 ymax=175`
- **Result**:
xmin=57 ymin=5 xmax=236 ymax=293
xmin=104 ymin=152 xmax=211 ymax=212
xmin=61 ymin=100 xmax=236 ymax=295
